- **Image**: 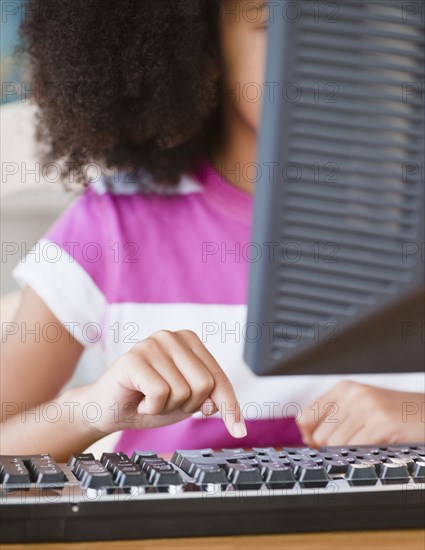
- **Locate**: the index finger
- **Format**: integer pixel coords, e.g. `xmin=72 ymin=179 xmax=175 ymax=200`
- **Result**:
xmin=179 ymin=331 xmax=247 ymax=439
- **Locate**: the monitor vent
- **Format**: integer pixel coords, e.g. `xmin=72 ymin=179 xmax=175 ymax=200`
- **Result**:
xmin=271 ymin=1 xmax=424 ymax=353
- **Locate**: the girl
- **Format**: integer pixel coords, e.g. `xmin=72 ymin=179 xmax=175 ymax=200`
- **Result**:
xmin=2 ymin=0 xmax=424 ymax=461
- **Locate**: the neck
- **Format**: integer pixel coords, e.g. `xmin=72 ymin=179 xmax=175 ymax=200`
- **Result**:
xmin=209 ymin=105 xmax=257 ymax=195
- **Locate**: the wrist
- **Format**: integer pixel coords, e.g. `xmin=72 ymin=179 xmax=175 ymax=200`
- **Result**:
xmin=59 ymin=384 xmax=110 ymax=441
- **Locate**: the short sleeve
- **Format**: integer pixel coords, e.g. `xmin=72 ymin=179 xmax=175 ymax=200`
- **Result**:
xmin=13 ymin=188 xmax=108 ymax=347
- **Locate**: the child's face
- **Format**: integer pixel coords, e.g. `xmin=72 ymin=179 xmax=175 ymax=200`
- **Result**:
xmin=219 ymin=0 xmax=268 ymax=136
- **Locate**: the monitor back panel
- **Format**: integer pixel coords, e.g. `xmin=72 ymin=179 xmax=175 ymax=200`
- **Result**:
xmin=244 ymin=0 xmax=425 ymax=376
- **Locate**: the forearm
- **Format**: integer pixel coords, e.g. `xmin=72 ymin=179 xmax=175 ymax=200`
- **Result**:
xmin=400 ymin=391 xmax=425 ymax=430
xmin=0 ymin=385 xmax=105 ymax=462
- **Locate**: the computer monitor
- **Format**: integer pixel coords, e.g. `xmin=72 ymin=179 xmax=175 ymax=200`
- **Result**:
xmin=244 ymin=0 xmax=425 ymax=376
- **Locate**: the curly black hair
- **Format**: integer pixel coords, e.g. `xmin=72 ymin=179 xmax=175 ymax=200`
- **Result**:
xmin=19 ymin=0 xmax=222 ymax=189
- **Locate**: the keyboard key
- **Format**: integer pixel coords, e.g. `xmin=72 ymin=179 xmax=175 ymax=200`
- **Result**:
xmin=172 ymin=454 xmax=226 ymax=479
xmin=289 ymin=455 xmax=324 ymax=466
xmin=220 ymin=449 xmax=256 ymax=461
xmin=412 ymin=461 xmax=425 ymax=482
xmin=284 ymin=454 xmax=304 ymax=463
xmin=283 ymin=448 xmax=313 ymax=456
xmin=147 ymin=461 xmax=173 ymax=472
xmin=207 ymin=455 xmax=239 ymax=467
xmin=320 ymin=446 xmax=351 ymax=456
xmin=356 ymin=451 xmax=388 ymax=464
xmin=67 ymin=453 xmax=95 ymax=468
xmin=396 ymin=451 xmax=422 ymax=462
xmin=389 ymin=456 xmax=415 ymax=474
xmin=252 ymin=447 xmax=277 ymax=455
xmin=131 ymin=451 xmax=158 ymax=463
xmin=100 ymin=453 xmax=148 ymax=487
xmin=323 ymin=455 xmax=352 ymax=475
xmin=171 ymin=449 xmax=214 ymax=466
xmin=379 ymin=463 xmax=410 ymax=484
xmin=25 ymin=455 xmax=66 ymax=486
xmin=357 ymin=458 xmax=383 ymax=474
xmin=72 ymin=459 xmax=114 ymax=489
xmin=191 ymin=465 xmax=228 ymax=487
xmin=100 ymin=452 xmax=129 ymax=470
xmin=118 ymin=465 xmax=149 ymax=487
xmin=346 ymin=463 xmax=378 ymax=486
xmin=136 ymin=457 xmax=170 ymax=474
xmin=260 ymin=462 xmax=296 ymax=489
xmin=225 ymin=463 xmax=263 ymax=489
xmin=135 ymin=456 xmax=183 ymax=486
xmin=354 ymin=447 xmax=384 ymax=456
xmin=415 ymin=446 xmax=425 ymax=456
xmin=0 ymin=457 xmax=31 ymax=486
xmin=237 ymin=458 xmax=260 ymax=468
xmin=387 ymin=447 xmax=411 ymax=455
xmin=149 ymin=468 xmax=183 ymax=486
xmin=171 ymin=451 xmax=200 ymax=469
xmin=293 ymin=463 xmax=331 ymax=488
xmin=171 ymin=451 xmax=223 ymax=472
xmin=274 ymin=455 xmax=292 ymax=466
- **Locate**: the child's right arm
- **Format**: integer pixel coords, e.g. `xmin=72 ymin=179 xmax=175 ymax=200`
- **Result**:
xmin=1 ymin=288 xmax=246 ymax=462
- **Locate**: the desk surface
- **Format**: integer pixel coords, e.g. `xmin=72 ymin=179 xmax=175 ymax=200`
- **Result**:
xmin=4 ymin=530 xmax=425 ymax=550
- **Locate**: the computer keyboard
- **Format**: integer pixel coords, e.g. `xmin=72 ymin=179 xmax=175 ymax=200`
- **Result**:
xmin=1 ymin=444 xmax=424 ymax=542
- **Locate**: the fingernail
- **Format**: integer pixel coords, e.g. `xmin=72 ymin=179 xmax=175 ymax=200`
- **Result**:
xmin=231 ymin=421 xmax=247 ymax=438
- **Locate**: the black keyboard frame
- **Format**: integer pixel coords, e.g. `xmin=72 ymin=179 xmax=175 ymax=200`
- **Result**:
xmin=2 ymin=481 xmax=424 ymax=542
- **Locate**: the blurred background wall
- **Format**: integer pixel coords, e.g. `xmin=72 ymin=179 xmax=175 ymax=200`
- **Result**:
xmin=1 ymin=1 xmax=107 ymax=393
xmin=1 ymin=0 xmax=21 ymax=103
xmin=1 ymin=0 xmax=73 ymax=308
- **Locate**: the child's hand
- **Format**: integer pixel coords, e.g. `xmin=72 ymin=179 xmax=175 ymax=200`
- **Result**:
xmin=298 ymin=381 xmax=424 ymax=447
xmin=80 ymin=330 xmax=247 ymax=439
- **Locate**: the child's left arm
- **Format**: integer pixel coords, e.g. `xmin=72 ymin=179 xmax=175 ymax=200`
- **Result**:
xmin=298 ymin=380 xmax=424 ymax=447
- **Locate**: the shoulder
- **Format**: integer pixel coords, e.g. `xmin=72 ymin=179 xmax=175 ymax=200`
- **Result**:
xmin=43 ymin=172 xmax=204 ymax=287
xmin=47 ymin=172 xmax=204 ymax=240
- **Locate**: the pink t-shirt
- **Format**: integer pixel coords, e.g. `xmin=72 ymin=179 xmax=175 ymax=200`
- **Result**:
xmin=13 ymin=161 xmax=315 ymax=452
